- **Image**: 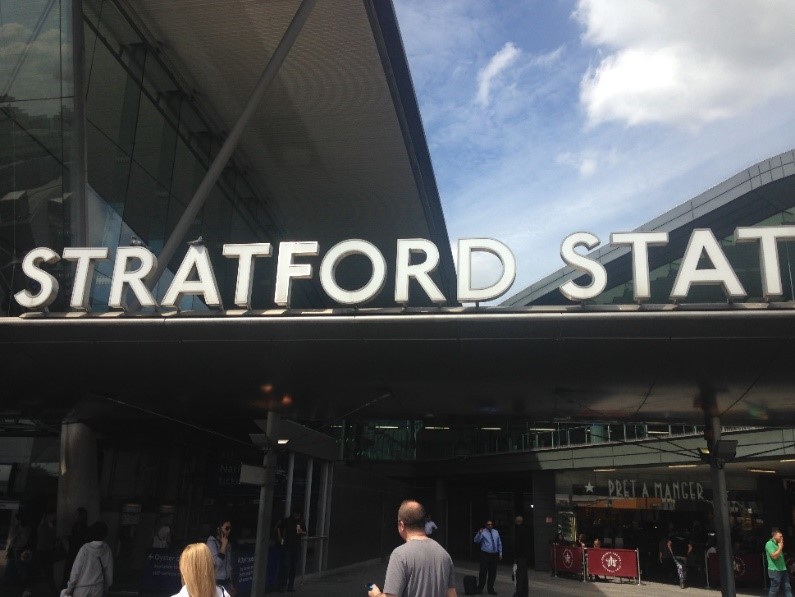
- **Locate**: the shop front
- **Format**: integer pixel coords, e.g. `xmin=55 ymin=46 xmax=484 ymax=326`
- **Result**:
xmin=554 ymin=469 xmax=767 ymax=585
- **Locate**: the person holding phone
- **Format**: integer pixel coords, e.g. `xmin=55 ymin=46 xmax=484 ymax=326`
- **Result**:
xmin=766 ymin=527 xmax=792 ymax=597
xmin=207 ymin=518 xmax=236 ymax=597
xmin=276 ymin=510 xmax=307 ymax=592
xmin=367 ymin=500 xmax=456 ymax=597
xmin=474 ymin=520 xmax=502 ymax=595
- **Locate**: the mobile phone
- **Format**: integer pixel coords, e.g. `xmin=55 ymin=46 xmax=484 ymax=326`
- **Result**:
xmin=366 ymin=583 xmax=374 ymax=590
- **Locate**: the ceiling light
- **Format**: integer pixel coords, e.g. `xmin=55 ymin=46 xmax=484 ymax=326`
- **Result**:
xmin=647 ymin=430 xmax=670 ymax=435
xmin=780 ymin=459 xmax=795 ymax=463
xmin=481 ymin=427 xmax=502 ymax=431
xmin=747 ymin=468 xmax=776 ymax=474
xmin=277 ymin=439 xmax=289 ymax=445
xmin=375 ymin=425 xmax=399 ymax=429
xmin=528 ymin=427 xmax=556 ymax=432
xmin=593 ymin=468 xmax=616 ymax=472
xmin=668 ymin=464 xmax=698 ymax=469
xmin=425 ymin=426 xmax=450 ymax=430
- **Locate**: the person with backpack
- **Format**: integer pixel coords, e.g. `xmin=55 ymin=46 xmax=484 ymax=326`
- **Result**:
xmin=63 ymin=521 xmax=113 ymax=597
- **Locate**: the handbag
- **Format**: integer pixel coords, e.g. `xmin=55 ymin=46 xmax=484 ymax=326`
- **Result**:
xmin=668 ymin=545 xmax=686 ymax=585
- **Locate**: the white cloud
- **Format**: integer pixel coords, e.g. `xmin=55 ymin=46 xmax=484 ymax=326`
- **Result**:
xmin=394 ymin=0 xmax=795 ymax=302
xmin=556 ymin=151 xmax=601 ymax=178
xmin=529 ymin=46 xmax=565 ymax=69
xmin=575 ymin=0 xmax=795 ymax=128
xmin=476 ymin=42 xmax=521 ymax=106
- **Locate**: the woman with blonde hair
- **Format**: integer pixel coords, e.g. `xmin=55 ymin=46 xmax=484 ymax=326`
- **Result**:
xmin=172 ymin=543 xmax=230 ymax=597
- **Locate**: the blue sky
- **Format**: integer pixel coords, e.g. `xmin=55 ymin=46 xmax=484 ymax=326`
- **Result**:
xmin=393 ymin=0 xmax=795 ymax=300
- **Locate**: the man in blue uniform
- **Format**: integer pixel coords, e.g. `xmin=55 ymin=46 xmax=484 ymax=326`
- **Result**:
xmin=474 ymin=520 xmax=502 ymax=595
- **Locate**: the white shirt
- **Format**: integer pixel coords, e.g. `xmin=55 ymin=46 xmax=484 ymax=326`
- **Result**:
xmin=425 ymin=520 xmax=438 ymax=535
xmin=172 ymin=585 xmax=230 ymax=597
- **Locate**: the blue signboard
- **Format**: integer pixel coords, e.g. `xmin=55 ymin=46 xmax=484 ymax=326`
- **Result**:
xmin=140 ymin=548 xmax=181 ymax=594
xmin=236 ymin=545 xmax=255 ymax=594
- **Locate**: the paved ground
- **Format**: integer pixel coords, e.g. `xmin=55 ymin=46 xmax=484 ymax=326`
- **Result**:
xmin=289 ymin=560 xmax=769 ymax=596
xmin=1 ymin=559 xmax=771 ymax=596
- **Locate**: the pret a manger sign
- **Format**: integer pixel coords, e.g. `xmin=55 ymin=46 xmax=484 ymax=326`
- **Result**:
xmin=13 ymin=226 xmax=795 ymax=312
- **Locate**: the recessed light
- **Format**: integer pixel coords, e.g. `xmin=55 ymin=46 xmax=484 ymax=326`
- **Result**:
xmin=593 ymin=468 xmax=616 ymax=472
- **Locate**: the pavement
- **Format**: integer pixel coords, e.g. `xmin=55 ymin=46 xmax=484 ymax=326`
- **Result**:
xmin=1 ymin=559 xmax=771 ymax=596
xmin=288 ymin=559 xmax=770 ymax=596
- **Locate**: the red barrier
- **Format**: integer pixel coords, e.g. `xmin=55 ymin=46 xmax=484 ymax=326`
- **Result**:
xmin=706 ymin=552 xmax=766 ymax=589
xmin=585 ymin=547 xmax=640 ymax=583
xmin=550 ymin=544 xmax=584 ymax=579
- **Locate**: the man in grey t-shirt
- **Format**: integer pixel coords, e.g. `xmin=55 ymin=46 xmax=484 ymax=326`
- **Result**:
xmin=368 ymin=500 xmax=457 ymax=597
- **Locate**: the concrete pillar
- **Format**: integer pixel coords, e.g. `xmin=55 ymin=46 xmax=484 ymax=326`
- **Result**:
xmin=531 ymin=471 xmax=555 ymax=571
xmin=57 ymin=421 xmax=100 ymax=538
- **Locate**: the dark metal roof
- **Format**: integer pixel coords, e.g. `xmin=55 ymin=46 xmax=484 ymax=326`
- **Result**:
xmin=2 ymin=305 xmax=794 ymax=434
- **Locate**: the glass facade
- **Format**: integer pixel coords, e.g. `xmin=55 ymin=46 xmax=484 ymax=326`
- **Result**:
xmin=0 ymin=0 xmax=74 ymax=316
xmin=332 ymin=418 xmax=740 ymax=461
xmin=0 ymin=0 xmax=283 ymax=316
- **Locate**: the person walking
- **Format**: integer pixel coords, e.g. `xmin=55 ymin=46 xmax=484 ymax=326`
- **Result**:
xmin=474 ymin=520 xmax=502 ymax=595
xmin=367 ymin=500 xmax=456 ymax=597
xmin=171 ymin=543 xmax=231 ymax=597
xmin=766 ymin=527 xmax=793 ymax=597
xmin=63 ymin=507 xmax=89 ymax=586
xmin=424 ymin=514 xmax=438 ymax=537
xmin=34 ymin=508 xmax=59 ymax=596
xmin=63 ymin=521 xmax=113 ymax=597
xmin=276 ymin=510 xmax=307 ymax=592
xmin=207 ymin=518 xmax=236 ymax=596
xmin=513 ymin=516 xmax=531 ymax=597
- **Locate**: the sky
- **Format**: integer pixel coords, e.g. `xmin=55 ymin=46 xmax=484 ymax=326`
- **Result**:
xmin=392 ymin=0 xmax=795 ymax=301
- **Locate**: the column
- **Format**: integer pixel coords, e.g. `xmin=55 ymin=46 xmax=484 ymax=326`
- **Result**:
xmin=57 ymin=421 xmax=100 ymax=538
xmin=531 ymin=471 xmax=555 ymax=571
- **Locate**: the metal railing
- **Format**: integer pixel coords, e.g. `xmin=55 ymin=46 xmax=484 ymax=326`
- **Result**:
xmin=334 ymin=421 xmax=765 ymax=462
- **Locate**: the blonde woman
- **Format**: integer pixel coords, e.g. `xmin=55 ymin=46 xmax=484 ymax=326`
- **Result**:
xmin=173 ymin=543 xmax=231 ymax=597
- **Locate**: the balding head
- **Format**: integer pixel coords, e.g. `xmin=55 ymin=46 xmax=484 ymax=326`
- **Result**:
xmin=398 ymin=500 xmax=426 ymax=532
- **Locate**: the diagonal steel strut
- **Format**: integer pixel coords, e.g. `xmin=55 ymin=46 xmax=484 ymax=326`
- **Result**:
xmin=149 ymin=0 xmax=318 ymax=292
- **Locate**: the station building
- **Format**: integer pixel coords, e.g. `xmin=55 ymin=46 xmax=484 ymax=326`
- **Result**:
xmin=2 ymin=0 xmax=795 ymax=594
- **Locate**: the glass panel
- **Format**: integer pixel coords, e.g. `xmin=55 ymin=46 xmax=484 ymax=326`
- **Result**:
xmin=86 ymin=34 xmax=140 ymax=156
xmin=86 ymin=121 xmax=131 ymax=218
xmin=132 ymin=92 xmax=176 ymax=188
xmin=0 ymin=0 xmax=64 ymax=102
xmin=122 ymin=163 xmax=169 ymax=249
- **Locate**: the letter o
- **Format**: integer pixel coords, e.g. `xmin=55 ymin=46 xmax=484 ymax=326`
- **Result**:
xmin=319 ymin=240 xmax=386 ymax=305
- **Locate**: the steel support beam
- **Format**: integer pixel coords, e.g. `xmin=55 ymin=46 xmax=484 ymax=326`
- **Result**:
xmin=284 ymin=451 xmax=295 ymax=517
xmin=703 ymin=398 xmax=736 ymax=597
xmin=300 ymin=457 xmax=314 ymax=576
xmin=251 ymin=412 xmax=280 ymax=597
xmin=71 ymin=0 xmax=88 ymax=246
